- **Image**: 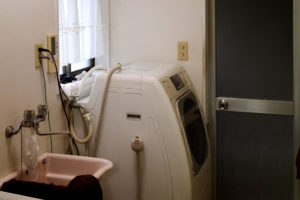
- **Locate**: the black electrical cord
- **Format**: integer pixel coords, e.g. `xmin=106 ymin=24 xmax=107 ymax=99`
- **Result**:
xmin=39 ymin=58 xmax=53 ymax=153
xmin=38 ymin=48 xmax=70 ymax=127
xmin=38 ymin=48 xmax=80 ymax=155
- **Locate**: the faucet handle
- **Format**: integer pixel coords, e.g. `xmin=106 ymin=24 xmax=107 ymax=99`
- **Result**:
xmin=23 ymin=110 xmax=35 ymax=127
xmin=37 ymin=105 xmax=48 ymax=118
xmin=24 ymin=110 xmax=35 ymax=121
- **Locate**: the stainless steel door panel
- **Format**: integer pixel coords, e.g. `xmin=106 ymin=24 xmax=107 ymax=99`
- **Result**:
xmin=216 ymin=97 xmax=293 ymax=116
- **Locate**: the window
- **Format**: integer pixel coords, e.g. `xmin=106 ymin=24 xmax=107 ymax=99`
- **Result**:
xmin=58 ymin=0 xmax=109 ymax=75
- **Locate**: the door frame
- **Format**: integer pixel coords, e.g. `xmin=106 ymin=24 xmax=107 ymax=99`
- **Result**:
xmin=206 ymin=0 xmax=216 ymax=199
xmin=293 ymin=1 xmax=300 ymax=199
xmin=206 ymin=0 xmax=300 ymax=199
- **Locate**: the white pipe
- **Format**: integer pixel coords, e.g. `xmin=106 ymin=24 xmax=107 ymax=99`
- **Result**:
xmin=131 ymin=136 xmax=144 ymax=200
xmin=91 ymin=63 xmax=122 ymax=156
xmin=66 ymin=102 xmax=93 ymax=156
xmin=68 ymin=136 xmax=76 ymax=155
xmin=66 ymin=66 xmax=107 ymax=156
xmin=82 ymin=111 xmax=90 ymax=156
xmin=70 ymin=107 xmax=93 ymax=144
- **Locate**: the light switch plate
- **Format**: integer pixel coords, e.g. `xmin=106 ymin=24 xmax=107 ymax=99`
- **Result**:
xmin=177 ymin=41 xmax=188 ymax=61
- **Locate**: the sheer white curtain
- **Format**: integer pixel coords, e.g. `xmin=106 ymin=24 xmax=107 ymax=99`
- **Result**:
xmin=59 ymin=0 xmax=105 ymax=68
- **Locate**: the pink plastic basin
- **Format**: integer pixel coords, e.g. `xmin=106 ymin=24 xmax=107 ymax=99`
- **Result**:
xmin=0 ymin=153 xmax=113 ymax=187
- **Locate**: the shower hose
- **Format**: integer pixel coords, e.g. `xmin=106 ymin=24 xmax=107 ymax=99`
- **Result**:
xmin=67 ymin=64 xmax=122 ymax=156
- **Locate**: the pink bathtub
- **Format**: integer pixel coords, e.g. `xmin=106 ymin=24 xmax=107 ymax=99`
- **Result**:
xmin=0 ymin=153 xmax=113 ymax=187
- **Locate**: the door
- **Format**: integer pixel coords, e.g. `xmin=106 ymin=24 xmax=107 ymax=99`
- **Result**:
xmin=215 ymin=0 xmax=294 ymax=199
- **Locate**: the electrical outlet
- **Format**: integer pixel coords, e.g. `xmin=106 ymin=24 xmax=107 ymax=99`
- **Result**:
xmin=177 ymin=41 xmax=188 ymax=61
xmin=35 ymin=43 xmax=43 ymax=68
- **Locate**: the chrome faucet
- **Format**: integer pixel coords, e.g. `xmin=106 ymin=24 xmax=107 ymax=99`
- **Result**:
xmin=5 ymin=105 xmax=47 ymax=137
xmin=5 ymin=105 xmax=70 ymax=137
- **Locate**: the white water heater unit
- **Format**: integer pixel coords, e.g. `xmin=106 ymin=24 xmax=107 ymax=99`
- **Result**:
xmin=74 ymin=63 xmax=212 ymax=200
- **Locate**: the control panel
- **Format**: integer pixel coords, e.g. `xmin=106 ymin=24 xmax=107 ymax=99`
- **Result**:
xmin=160 ymin=70 xmax=190 ymax=99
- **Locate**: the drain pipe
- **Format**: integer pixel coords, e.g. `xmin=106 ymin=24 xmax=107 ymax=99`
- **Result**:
xmin=91 ymin=63 xmax=122 ymax=156
xmin=131 ymin=136 xmax=144 ymax=200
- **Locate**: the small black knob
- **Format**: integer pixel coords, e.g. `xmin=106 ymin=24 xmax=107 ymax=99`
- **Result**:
xmin=219 ymin=100 xmax=229 ymax=111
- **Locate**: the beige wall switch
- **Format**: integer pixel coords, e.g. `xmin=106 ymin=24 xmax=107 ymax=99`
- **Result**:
xmin=177 ymin=41 xmax=188 ymax=60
